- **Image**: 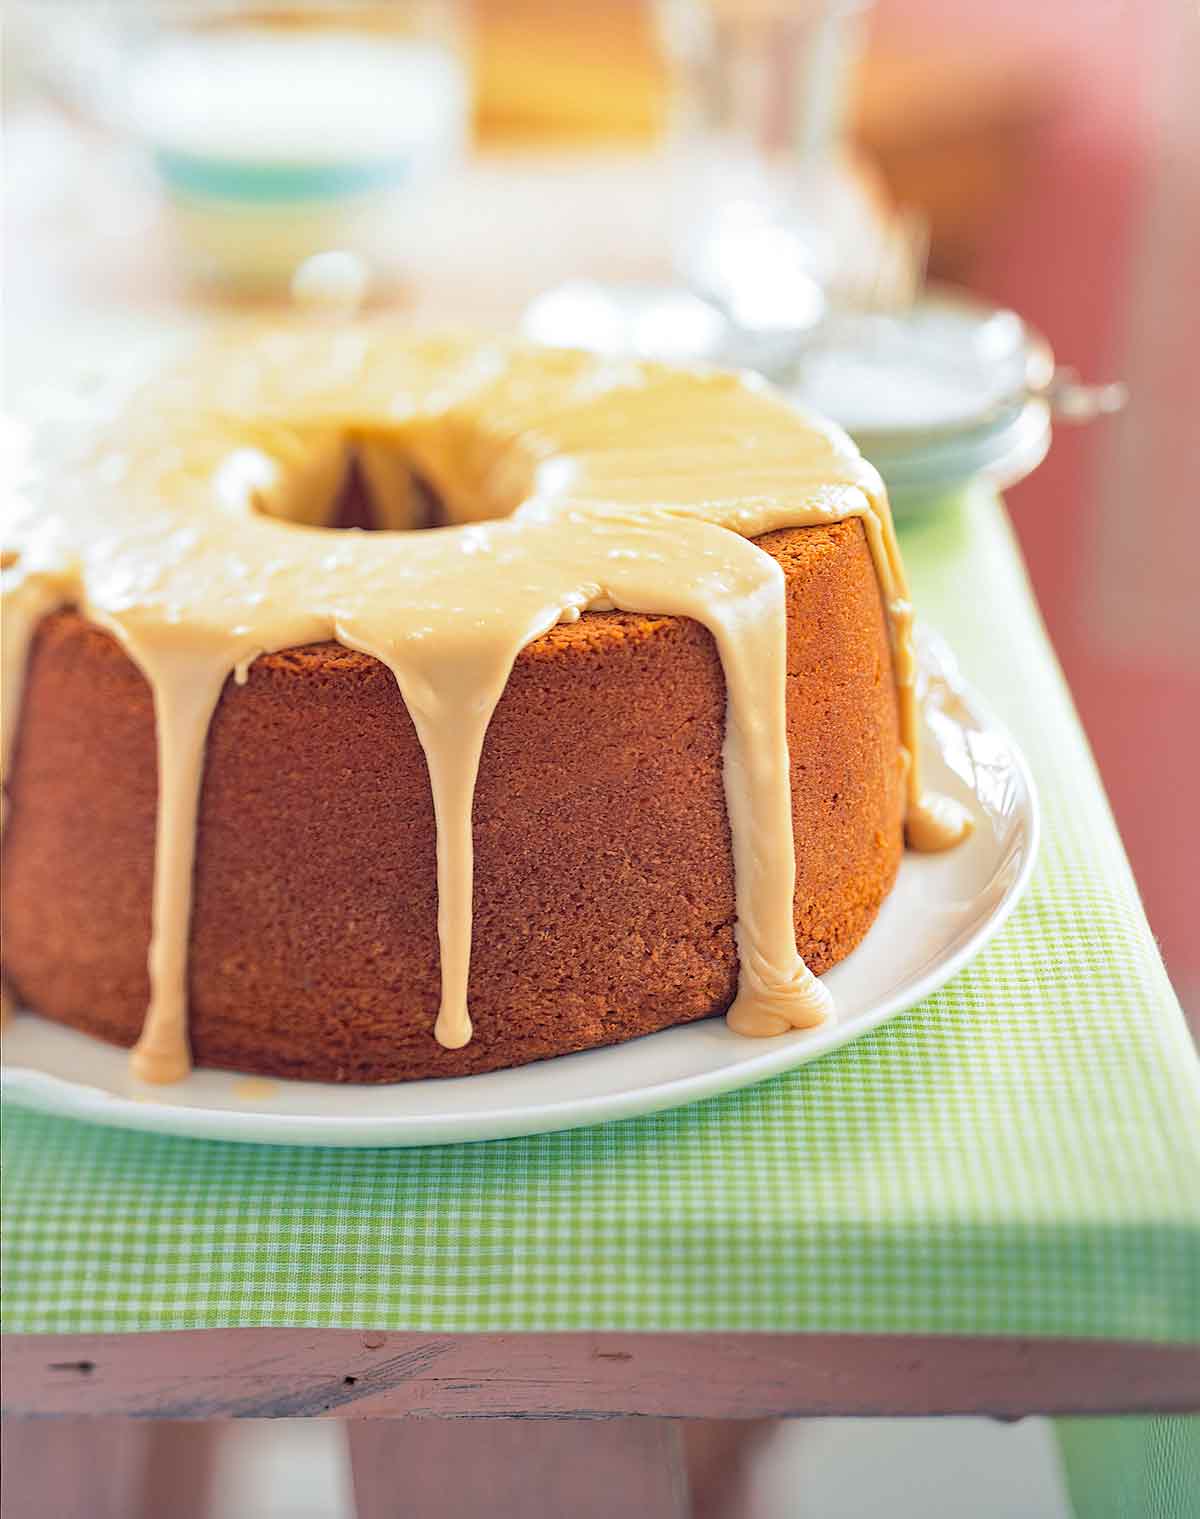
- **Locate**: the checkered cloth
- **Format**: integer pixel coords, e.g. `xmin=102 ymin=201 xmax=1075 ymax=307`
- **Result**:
xmin=3 ymin=491 xmax=1199 ymax=1342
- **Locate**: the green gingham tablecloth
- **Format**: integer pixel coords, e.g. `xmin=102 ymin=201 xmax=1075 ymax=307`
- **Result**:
xmin=3 ymin=489 xmax=1199 ymax=1345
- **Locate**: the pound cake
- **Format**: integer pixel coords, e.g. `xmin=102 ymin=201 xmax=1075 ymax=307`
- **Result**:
xmin=0 ymin=333 xmax=970 ymax=1084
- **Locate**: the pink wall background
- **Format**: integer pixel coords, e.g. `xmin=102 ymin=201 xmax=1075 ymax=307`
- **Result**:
xmin=873 ymin=0 xmax=1200 ymax=1019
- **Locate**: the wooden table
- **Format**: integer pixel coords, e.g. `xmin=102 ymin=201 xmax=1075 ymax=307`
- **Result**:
xmin=5 ymin=1330 xmax=1198 ymax=1517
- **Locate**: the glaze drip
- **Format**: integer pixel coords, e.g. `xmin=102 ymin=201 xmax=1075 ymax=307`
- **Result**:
xmin=1 ymin=329 xmax=970 ymax=1080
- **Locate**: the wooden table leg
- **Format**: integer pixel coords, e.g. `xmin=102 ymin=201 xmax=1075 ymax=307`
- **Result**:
xmin=2 ymin=1419 xmax=147 ymax=1519
xmin=348 ymin=1418 xmax=689 ymax=1519
xmin=0 ymin=1419 xmax=218 ymax=1519
xmin=138 ymin=1420 xmax=221 ymax=1519
xmin=683 ymin=1420 xmax=782 ymax=1519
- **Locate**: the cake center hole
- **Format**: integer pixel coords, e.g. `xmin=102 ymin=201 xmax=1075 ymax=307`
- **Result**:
xmin=326 ymin=456 xmax=448 ymax=532
xmin=245 ymin=435 xmax=526 ymax=532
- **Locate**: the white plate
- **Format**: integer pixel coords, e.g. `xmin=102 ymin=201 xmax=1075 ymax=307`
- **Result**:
xmin=1 ymin=633 xmax=1038 ymax=1148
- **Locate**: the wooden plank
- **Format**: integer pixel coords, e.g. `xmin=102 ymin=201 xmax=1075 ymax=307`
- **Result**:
xmin=3 ymin=1332 xmax=1197 ymax=1420
xmin=349 ymin=1417 xmax=688 ymax=1518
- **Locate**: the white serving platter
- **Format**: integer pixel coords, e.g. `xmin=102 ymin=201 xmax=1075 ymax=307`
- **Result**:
xmin=2 ymin=633 xmax=1038 ymax=1147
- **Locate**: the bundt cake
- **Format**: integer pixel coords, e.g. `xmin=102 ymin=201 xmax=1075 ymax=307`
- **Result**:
xmin=0 ymin=331 xmax=969 ymax=1084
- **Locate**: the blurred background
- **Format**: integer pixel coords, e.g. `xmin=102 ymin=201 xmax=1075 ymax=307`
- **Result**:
xmin=4 ymin=3 xmax=1196 ymax=1514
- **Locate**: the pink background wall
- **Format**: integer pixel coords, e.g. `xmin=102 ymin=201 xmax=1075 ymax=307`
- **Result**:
xmin=874 ymin=0 xmax=1200 ymax=1019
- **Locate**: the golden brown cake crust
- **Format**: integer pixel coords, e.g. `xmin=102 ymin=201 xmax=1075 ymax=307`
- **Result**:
xmin=1 ymin=519 xmax=904 ymax=1082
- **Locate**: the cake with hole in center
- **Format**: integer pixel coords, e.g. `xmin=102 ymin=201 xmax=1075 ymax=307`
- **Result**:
xmin=0 ymin=331 xmax=970 ymax=1084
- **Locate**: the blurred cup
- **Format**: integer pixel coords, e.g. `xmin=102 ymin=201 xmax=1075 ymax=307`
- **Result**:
xmin=655 ymin=0 xmax=875 ymax=331
xmin=20 ymin=1 xmax=470 ymax=296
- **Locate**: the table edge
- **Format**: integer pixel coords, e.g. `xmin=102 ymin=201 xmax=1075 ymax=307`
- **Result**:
xmin=3 ymin=1330 xmax=1197 ymax=1420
